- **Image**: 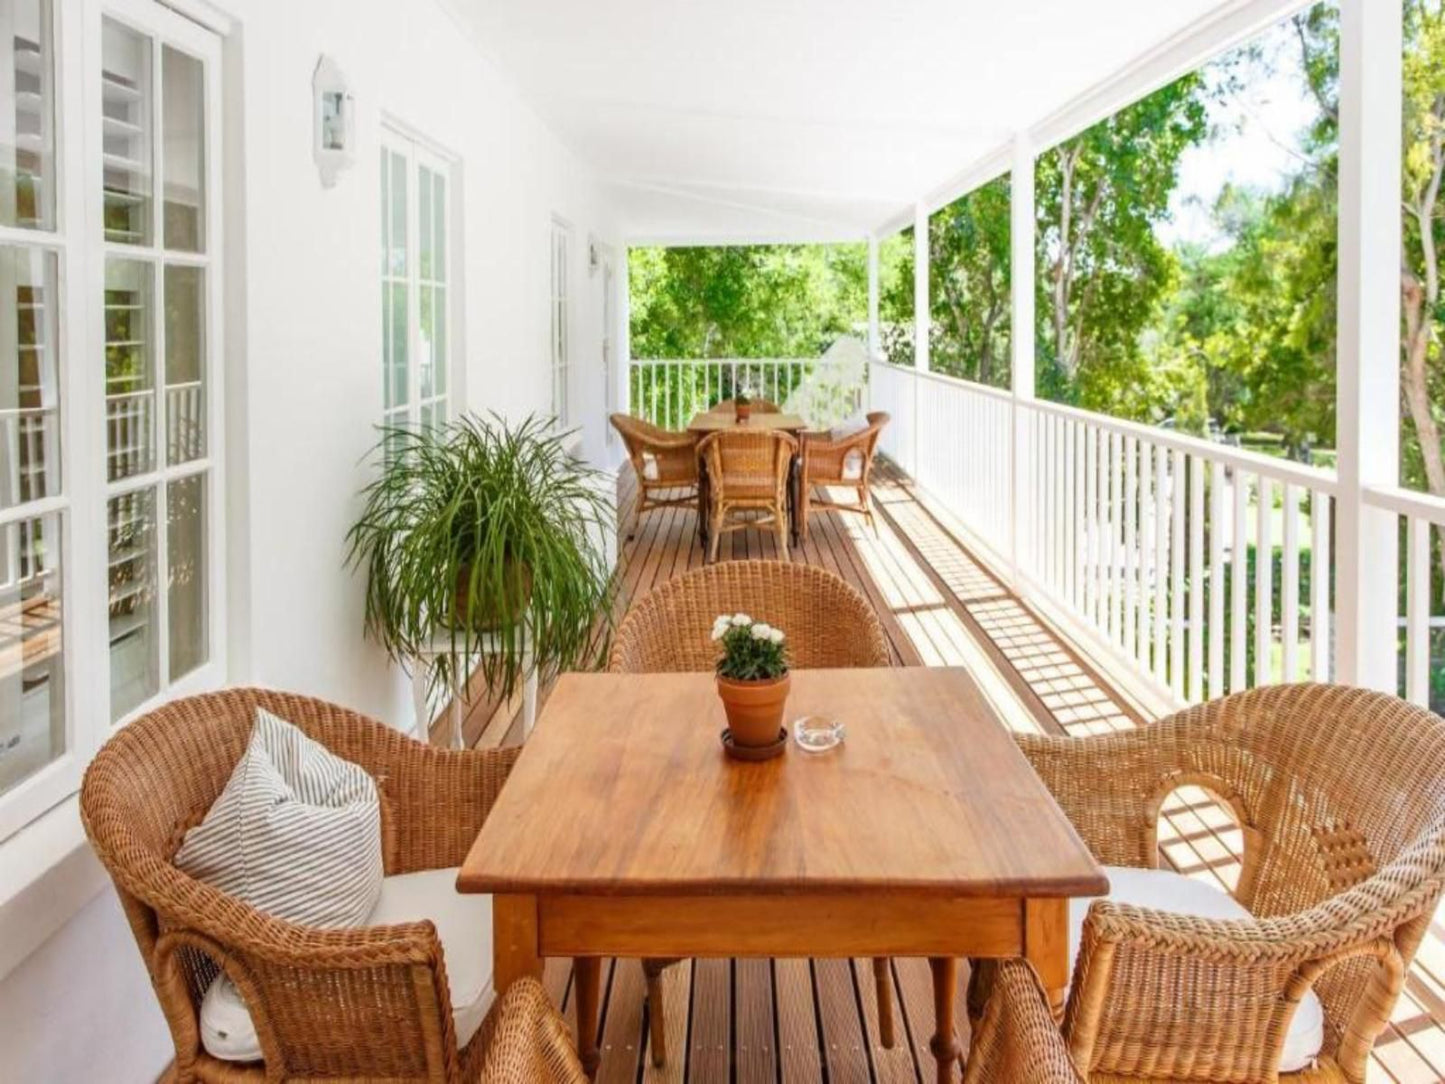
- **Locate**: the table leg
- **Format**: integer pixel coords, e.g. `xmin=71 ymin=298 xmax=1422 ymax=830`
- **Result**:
xmin=929 ymin=956 xmax=960 ymax=1083
xmin=696 ymin=458 xmax=710 ymax=551
xmin=493 ymin=894 xmax=541 ymax=992
xmin=790 ymin=455 xmax=802 ymax=547
xmin=1025 ymin=897 xmax=1070 ymax=1022
xmin=574 ymin=956 xmax=603 ymax=1078
xmin=873 ymin=957 xmax=895 ymax=1049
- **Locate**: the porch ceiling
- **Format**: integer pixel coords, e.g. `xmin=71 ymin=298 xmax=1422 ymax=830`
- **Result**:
xmin=455 ymin=0 xmax=1233 ymax=243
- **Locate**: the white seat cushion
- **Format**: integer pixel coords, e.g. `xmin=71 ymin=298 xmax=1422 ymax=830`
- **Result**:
xmin=830 ymin=414 xmax=870 ymax=441
xmin=840 ymin=449 xmax=866 ymax=480
xmin=640 ymin=451 xmax=660 ymax=481
xmin=199 ymin=867 xmax=491 ymax=1063
xmin=1071 ymin=867 xmax=1324 ymax=1074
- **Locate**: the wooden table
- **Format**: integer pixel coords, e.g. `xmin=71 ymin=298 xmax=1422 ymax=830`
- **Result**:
xmin=458 ymin=668 xmax=1106 ymax=1082
xmin=686 ymin=410 xmax=811 ymax=549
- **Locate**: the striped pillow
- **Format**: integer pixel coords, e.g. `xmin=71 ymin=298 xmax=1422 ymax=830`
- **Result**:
xmin=174 ymin=707 xmax=383 ymax=928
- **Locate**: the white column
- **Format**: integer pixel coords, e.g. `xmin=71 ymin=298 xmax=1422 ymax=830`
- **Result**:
xmin=866 ymin=234 xmax=880 ymax=358
xmin=619 ymin=249 xmax=632 ymax=417
xmin=912 ymin=203 xmax=930 ymax=373
xmin=1009 ymin=137 xmax=1036 ymax=584
xmin=1334 ymin=0 xmax=1401 ymax=691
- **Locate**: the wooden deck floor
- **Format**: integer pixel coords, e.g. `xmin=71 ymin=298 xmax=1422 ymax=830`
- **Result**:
xmin=455 ymin=460 xmax=1445 ymax=1083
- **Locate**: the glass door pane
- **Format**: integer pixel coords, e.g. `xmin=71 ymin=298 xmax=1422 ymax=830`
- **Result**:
xmin=166 ymin=473 xmax=204 ymax=680
xmin=163 ymin=265 xmax=204 ymax=464
xmin=2 ymin=0 xmax=55 ymax=230
xmin=107 ymin=487 xmax=157 ymax=720
xmin=101 ymin=18 xmax=152 ymax=245
xmin=0 ymin=245 xmax=59 ymax=510
xmin=161 ymin=45 xmax=204 ymax=252
xmin=0 ymin=511 xmax=64 ymax=797
xmin=104 ymin=258 xmax=155 ymax=481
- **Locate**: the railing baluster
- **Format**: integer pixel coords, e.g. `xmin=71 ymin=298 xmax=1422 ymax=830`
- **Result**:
xmin=1124 ymin=435 xmax=1138 ymax=658
xmin=1066 ymin=419 xmax=1079 ymax=611
xmin=1231 ymin=469 xmax=1249 ymax=692
xmin=1108 ymin=431 xmax=1122 ymax=645
xmin=1407 ymin=516 xmax=1430 ymax=706
xmin=1189 ymin=455 xmax=1205 ymax=702
xmin=1281 ymin=483 xmax=1301 ymax=683
xmin=1311 ymin=490 xmax=1331 ymax=682
xmin=1084 ymin=428 xmax=1098 ymax=624
xmin=1209 ymin=460 xmax=1226 ymax=698
xmin=1137 ymin=439 xmax=1153 ymax=668
xmin=1153 ymin=443 xmax=1169 ymax=682
xmin=1170 ymin=448 xmax=1186 ymax=698
xmin=1255 ymin=474 xmax=1275 ymax=686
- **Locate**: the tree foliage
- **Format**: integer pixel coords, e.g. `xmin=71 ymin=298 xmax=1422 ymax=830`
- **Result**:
xmin=929 ymin=175 xmax=1011 ymax=386
xmin=628 ymin=243 xmax=866 ymax=359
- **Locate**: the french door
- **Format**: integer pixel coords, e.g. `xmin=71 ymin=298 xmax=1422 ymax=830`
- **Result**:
xmin=0 ymin=0 xmax=223 ymax=840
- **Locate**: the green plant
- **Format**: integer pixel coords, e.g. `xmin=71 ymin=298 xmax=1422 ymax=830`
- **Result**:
xmin=712 ymin=613 xmax=788 ymax=681
xmin=346 ymin=413 xmax=614 ymax=703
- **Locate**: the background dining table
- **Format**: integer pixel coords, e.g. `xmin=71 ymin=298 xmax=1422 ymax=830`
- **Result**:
xmin=458 ymin=667 xmax=1107 ymax=1083
xmin=686 ymin=409 xmax=811 ymax=548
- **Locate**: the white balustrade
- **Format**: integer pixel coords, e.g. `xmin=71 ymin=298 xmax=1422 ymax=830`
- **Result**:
xmin=627 ymin=358 xmax=864 ymax=431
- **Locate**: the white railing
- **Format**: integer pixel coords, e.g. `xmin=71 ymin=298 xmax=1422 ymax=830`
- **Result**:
xmin=876 ymin=363 xmax=1343 ymax=707
xmin=628 ymin=358 xmax=864 ymax=431
xmin=1361 ymin=483 xmax=1445 ymax=708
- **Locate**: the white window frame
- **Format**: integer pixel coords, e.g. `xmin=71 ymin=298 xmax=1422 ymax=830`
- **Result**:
xmin=0 ymin=0 xmax=224 ymax=842
xmin=550 ymin=216 xmax=571 ymax=427
xmin=380 ymin=125 xmax=456 ymax=432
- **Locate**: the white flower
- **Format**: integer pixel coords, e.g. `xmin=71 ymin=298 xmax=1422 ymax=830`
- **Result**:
xmin=751 ymin=622 xmax=773 ymax=641
xmin=730 ymin=613 xmax=753 ymax=627
xmin=769 ymin=628 xmax=785 ymax=644
xmin=710 ymin=616 xmax=731 ymax=641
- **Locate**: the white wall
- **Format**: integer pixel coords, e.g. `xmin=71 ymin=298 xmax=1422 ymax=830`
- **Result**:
xmin=0 ymin=2 xmax=620 ymax=1081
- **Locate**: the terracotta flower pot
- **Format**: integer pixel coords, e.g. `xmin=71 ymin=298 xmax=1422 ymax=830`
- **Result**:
xmin=735 ymin=402 xmax=752 ymax=424
xmin=717 ymin=672 xmax=790 ymax=757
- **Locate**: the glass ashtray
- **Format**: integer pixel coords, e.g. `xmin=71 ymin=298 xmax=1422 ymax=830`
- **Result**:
xmin=793 ymin=715 xmax=846 ymax=753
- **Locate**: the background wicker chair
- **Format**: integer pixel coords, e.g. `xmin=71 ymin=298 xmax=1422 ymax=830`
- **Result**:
xmin=709 ymin=397 xmax=781 ymax=414
xmin=799 ymin=410 xmax=889 ymax=539
xmin=80 ymin=688 xmax=587 ymax=1084
xmin=963 ymin=961 xmax=1085 ymax=1083
xmin=698 ymin=428 xmax=798 ymax=561
xmin=609 ymin=413 xmax=699 ymax=539
xmin=610 ymin=560 xmax=890 ymax=1065
xmin=991 ymin=683 xmax=1445 ymax=1084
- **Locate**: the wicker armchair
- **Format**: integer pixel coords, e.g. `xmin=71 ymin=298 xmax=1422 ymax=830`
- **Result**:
xmin=611 ymin=560 xmax=890 ymax=1066
xmin=609 ymin=413 xmax=699 ymax=540
xmin=698 ymin=428 xmax=798 ymax=561
xmin=963 ymin=961 xmax=1085 ymax=1083
xmin=992 ymin=683 xmax=1445 ymax=1084
xmin=608 ymin=559 xmax=890 ymax=673
xmin=80 ymin=688 xmax=587 ymax=1084
xmin=799 ymin=411 xmax=889 ymax=539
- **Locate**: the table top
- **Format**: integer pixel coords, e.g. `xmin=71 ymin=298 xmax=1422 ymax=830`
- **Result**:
xmin=459 ymin=668 xmax=1106 ymax=899
xmin=687 ymin=410 xmax=810 ymax=434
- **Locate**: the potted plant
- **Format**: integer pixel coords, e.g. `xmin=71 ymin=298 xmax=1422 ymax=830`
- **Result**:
xmin=346 ymin=413 xmax=614 ymax=707
xmin=712 ymin=613 xmax=789 ymax=760
xmin=734 ymin=391 xmax=753 ymax=424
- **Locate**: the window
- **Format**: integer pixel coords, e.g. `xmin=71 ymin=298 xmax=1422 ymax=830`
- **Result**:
xmin=1 ymin=0 xmax=223 ymax=840
xmin=381 ymin=131 xmax=452 ymax=432
xmin=550 ymin=217 xmax=570 ymax=425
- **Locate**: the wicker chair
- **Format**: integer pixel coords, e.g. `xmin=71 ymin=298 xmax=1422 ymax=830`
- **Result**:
xmin=609 ymin=413 xmax=699 ymax=539
xmin=610 ymin=560 xmax=890 ymax=1065
xmin=963 ymin=961 xmax=1085 ymax=1083
xmin=709 ymin=397 xmax=782 ymax=414
xmin=79 ymin=688 xmax=587 ymax=1084
xmin=985 ymin=683 xmax=1445 ymax=1084
xmin=799 ymin=411 xmax=889 ymax=539
xmin=698 ymin=428 xmax=798 ymax=562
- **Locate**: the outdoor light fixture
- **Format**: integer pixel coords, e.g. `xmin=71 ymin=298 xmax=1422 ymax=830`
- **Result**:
xmin=313 ymin=55 xmax=354 ymax=187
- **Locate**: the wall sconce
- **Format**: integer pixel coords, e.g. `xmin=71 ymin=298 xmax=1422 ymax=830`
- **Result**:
xmin=313 ymin=55 xmax=355 ymax=187
xmin=588 ymin=239 xmax=601 ymax=276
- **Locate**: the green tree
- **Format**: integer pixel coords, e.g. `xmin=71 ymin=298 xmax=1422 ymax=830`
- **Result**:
xmin=1036 ymin=74 xmax=1209 ymax=413
xmin=929 ymin=175 xmax=1011 ymax=387
xmin=627 ymin=243 xmax=865 ymax=360
xmin=878 ymin=227 xmax=915 ymax=366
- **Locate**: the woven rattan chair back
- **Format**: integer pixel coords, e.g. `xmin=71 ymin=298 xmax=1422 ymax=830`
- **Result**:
xmin=608 ymin=559 xmax=890 ymax=673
